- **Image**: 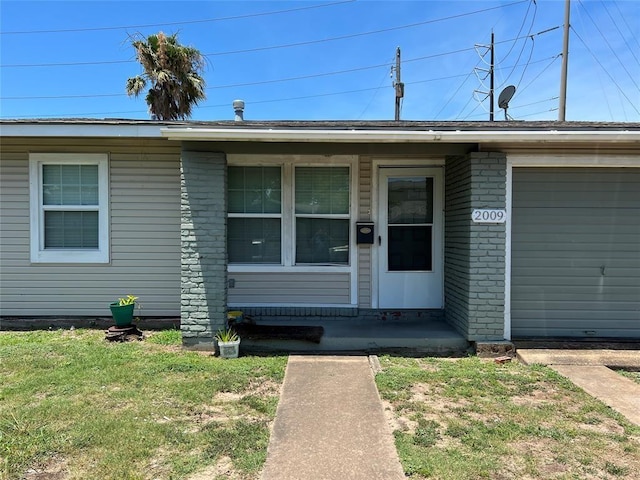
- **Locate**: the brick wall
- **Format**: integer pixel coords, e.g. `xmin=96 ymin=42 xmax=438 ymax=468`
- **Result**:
xmin=445 ymin=152 xmax=506 ymax=341
xmin=180 ymin=150 xmax=227 ymax=349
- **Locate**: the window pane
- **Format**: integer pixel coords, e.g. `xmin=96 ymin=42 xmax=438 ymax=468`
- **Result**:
xmin=44 ymin=211 xmax=99 ymax=248
xmin=42 ymin=165 xmax=61 ymax=205
xmin=296 ymin=218 xmax=349 ymax=264
xmin=43 ymin=164 xmax=99 ymax=206
xmin=388 ymin=226 xmax=432 ymax=271
xmin=228 ymin=218 xmax=281 ymax=264
xmin=388 ymin=177 xmax=433 ymax=224
xmin=295 ymin=167 xmax=349 ymax=214
xmin=228 ymin=166 xmax=281 ymax=214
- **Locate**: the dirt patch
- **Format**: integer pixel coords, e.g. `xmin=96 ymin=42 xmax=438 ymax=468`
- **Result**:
xmin=186 ymin=456 xmax=247 ymax=480
xmin=23 ymin=456 xmax=68 ymax=480
xmin=213 ymin=379 xmax=281 ymax=403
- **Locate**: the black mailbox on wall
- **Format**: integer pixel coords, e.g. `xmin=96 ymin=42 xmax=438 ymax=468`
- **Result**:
xmin=356 ymin=222 xmax=375 ymax=244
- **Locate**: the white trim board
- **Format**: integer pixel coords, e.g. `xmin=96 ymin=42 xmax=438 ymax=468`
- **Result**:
xmin=508 ymin=153 xmax=640 ymax=167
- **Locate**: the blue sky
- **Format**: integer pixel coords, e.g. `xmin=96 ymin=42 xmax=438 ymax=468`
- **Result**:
xmin=1 ymin=0 xmax=638 ymax=122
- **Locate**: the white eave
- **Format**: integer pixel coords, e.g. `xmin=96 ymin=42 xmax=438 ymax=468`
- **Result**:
xmin=160 ymin=127 xmax=640 ymax=144
xmin=0 ymin=123 xmax=165 ymax=138
xmin=1 ymin=122 xmax=638 ymax=144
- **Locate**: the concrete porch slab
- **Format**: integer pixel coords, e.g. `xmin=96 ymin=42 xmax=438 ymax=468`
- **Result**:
xmin=239 ymin=317 xmax=470 ymax=355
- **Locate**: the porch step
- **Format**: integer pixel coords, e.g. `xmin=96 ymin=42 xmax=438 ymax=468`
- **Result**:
xmin=237 ymin=317 xmax=470 ymax=355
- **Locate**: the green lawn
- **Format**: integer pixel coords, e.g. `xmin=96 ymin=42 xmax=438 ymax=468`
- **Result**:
xmin=376 ymin=356 xmax=640 ymax=480
xmin=3 ymin=331 xmax=639 ymax=480
xmin=0 ymin=329 xmax=287 ymax=480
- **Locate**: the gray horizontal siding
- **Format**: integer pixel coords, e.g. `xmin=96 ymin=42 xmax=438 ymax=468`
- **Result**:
xmin=228 ymin=272 xmax=351 ymax=305
xmin=511 ymin=167 xmax=640 ymax=338
xmin=0 ymin=138 xmax=182 ymax=317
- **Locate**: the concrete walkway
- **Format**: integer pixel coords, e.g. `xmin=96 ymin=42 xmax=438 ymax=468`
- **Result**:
xmin=551 ymin=365 xmax=640 ymax=426
xmin=518 ymin=349 xmax=640 ymax=426
xmin=261 ymin=355 xmax=404 ymax=480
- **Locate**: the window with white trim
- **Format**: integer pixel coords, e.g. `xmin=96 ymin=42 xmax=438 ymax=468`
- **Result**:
xmin=227 ymin=163 xmax=351 ymax=266
xmin=295 ymin=166 xmax=350 ymax=265
xmin=29 ymin=153 xmax=109 ymax=263
xmin=228 ymin=166 xmax=282 ymax=264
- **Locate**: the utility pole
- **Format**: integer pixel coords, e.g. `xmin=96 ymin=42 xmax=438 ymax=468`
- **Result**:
xmin=393 ymin=47 xmax=404 ymax=121
xmin=490 ymin=31 xmax=495 ymax=121
xmin=559 ymin=0 xmax=570 ymax=121
xmin=473 ymin=32 xmax=495 ymax=121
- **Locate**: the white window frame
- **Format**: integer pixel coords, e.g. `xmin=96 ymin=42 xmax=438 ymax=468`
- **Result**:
xmin=227 ymin=155 xmax=357 ymax=273
xmin=29 ymin=153 xmax=110 ymax=263
xmin=227 ymin=165 xmax=284 ymax=265
xmin=293 ymin=164 xmax=351 ymax=266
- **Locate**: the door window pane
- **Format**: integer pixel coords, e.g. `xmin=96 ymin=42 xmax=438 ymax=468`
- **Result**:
xmin=388 ymin=177 xmax=433 ymax=224
xmin=296 ymin=218 xmax=349 ymax=264
xmin=228 ymin=218 xmax=281 ymax=264
xmin=388 ymin=226 xmax=432 ymax=271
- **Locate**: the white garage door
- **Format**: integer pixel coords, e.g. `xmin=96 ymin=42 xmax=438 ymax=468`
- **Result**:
xmin=511 ymin=168 xmax=640 ymax=338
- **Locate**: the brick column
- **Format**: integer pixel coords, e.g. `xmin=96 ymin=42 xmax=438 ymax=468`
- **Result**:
xmin=180 ymin=150 xmax=227 ymax=349
xmin=445 ymin=152 xmax=506 ymax=341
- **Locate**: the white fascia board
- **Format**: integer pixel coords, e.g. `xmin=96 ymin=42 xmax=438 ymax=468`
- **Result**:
xmin=0 ymin=124 xmax=165 ymax=138
xmin=160 ymin=127 xmax=640 ymax=144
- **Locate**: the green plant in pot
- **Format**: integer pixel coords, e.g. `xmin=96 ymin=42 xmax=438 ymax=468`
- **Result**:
xmin=214 ymin=327 xmax=240 ymax=358
xmin=109 ymin=295 xmax=139 ymax=327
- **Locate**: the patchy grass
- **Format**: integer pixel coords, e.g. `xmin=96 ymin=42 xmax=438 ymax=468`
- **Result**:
xmin=376 ymin=356 xmax=640 ymax=480
xmin=616 ymin=368 xmax=640 ymax=385
xmin=0 ymin=329 xmax=286 ymax=480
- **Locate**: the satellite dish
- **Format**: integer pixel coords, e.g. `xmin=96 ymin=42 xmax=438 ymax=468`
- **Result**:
xmin=498 ymin=85 xmax=516 ymax=120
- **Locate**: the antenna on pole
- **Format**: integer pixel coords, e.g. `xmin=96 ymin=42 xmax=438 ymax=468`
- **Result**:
xmin=559 ymin=0 xmax=570 ymax=121
xmin=392 ymin=47 xmax=404 ymax=121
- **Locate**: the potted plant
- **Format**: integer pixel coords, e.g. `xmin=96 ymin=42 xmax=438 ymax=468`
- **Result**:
xmin=109 ymin=294 xmax=139 ymax=327
xmin=214 ymin=327 xmax=240 ymax=359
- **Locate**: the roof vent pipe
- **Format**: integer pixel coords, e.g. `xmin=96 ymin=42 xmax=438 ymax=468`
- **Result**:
xmin=233 ymin=99 xmax=245 ymax=121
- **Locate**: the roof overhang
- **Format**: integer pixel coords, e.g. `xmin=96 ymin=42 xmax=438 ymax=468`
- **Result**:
xmin=0 ymin=123 xmax=165 ymax=138
xmin=160 ymin=127 xmax=640 ymax=144
xmin=1 ymin=121 xmax=638 ymax=145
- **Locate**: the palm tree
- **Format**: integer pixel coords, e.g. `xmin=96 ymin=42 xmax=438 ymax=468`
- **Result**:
xmin=126 ymin=32 xmax=206 ymax=120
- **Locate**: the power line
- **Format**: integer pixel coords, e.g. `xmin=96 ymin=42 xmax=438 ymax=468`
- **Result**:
xmin=498 ymin=0 xmax=538 ymax=85
xmin=498 ymin=0 xmax=535 ymax=65
xmin=570 ymin=25 xmax=640 ymax=115
xmin=513 ymin=36 xmax=536 ymax=91
xmin=1 ymin=1 xmax=529 ymax=68
xmin=0 ymin=1 xmax=356 ymax=35
xmin=1 ymin=50 xmax=558 ymax=103
xmin=2 ymin=26 xmax=559 ymax=110
xmin=611 ymin=0 xmax=640 ymax=52
xmin=517 ymin=53 xmax=561 ymax=95
xmin=1 ymin=57 xmax=558 ymax=120
xmin=357 ymin=54 xmax=396 ymax=120
xmin=600 ymin=0 xmax=640 ymax=65
xmin=577 ymin=0 xmax=640 ymax=92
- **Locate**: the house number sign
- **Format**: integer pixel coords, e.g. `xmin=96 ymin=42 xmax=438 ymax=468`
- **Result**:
xmin=472 ymin=209 xmax=507 ymax=223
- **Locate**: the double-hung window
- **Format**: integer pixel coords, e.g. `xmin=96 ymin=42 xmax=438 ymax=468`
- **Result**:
xmin=294 ymin=166 xmax=350 ymax=265
xmin=29 ymin=153 xmax=109 ymax=263
xmin=227 ymin=166 xmax=282 ymax=264
xmin=227 ymin=162 xmax=351 ymax=267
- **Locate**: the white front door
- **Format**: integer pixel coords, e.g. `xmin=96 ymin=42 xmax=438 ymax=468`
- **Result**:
xmin=377 ymin=167 xmax=443 ymax=308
